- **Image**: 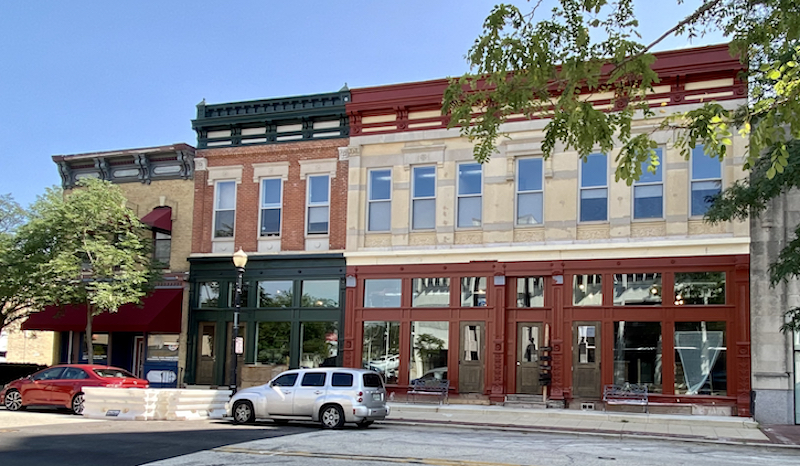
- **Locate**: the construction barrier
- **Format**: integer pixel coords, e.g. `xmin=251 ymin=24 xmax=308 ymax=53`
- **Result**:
xmin=82 ymin=387 xmax=232 ymax=421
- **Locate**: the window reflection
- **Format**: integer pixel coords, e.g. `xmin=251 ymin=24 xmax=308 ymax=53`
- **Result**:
xmin=301 ymin=280 xmax=339 ymax=308
xmin=613 ymin=273 xmax=662 ymax=306
xmin=674 ymin=321 xmax=726 ymax=395
xmin=460 ymin=277 xmax=487 ymax=307
xmin=520 ymin=326 xmax=540 ymax=363
xmin=463 ymin=325 xmax=480 ymax=361
xmin=198 ymin=282 xmax=220 ymax=308
xmin=256 ymin=322 xmax=290 ymax=365
xmin=364 ymin=279 xmax=402 ymax=308
xmin=300 ymin=321 xmax=338 ymax=368
xmin=674 ymin=272 xmax=725 ymax=305
xmin=573 ymin=274 xmax=602 ymax=306
xmin=362 ymin=321 xmax=400 ymax=384
xmin=516 ymin=277 xmax=544 ymax=307
xmin=410 ymin=321 xmax=448 ymax=382
xmin=613 ymin=322 xmax=662 ymax=393
xmin=412 ymin=278 xmax=450 ymax=307
xmin=577 ymin=326 xmax=596 ymax=364
xmin=258 ymin=280 xmax=293 ymax=307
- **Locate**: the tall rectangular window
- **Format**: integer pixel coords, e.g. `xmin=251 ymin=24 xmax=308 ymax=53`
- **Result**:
xmin=457 ymin=163 xmax=482 ymax=228
xmin=614 ymin=322 xmax=662 ymax=393
xmin=368 ymin=169 xmax=392 ymax=232
xmin=260 ymin=178 xmax=282 ymax=237
xmin=363 ymin=321 xmax=401 ymax=384
xmin=580 ymin=153 xmax=608 ymax=222
xmin=633 ymin=148 xmax=663 ymax=219
xmin=516 ymin=158 xmax=543 ymax=225
xmin=300 ymin=321 xmax=338 ymax=368
xmin=691 ymin=145 xmax=722 ymax=216
xmin=214 ymin=180 xmax=236 ymax=238
xmin=410 ymin=321 xmax=449 ymax=382
xmin=307 ymin=175 xmax=330 ymax=234
xmin=153 ymin=232 xmax=171 ymax=267
xmin=412 ymin=166 xmax=436 ymax=230
xmin=674 ymin=321 xmax=726 ymax=395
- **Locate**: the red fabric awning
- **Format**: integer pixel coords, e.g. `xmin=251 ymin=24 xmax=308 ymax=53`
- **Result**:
xmin=22 ymin=288 xmax=183 ymax=333
xmin=140 ymin=206 xmax=172 ymax=233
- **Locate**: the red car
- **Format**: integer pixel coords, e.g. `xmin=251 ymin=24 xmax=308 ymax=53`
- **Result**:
xmin=1 ymin=364 xmax=149 ymax=414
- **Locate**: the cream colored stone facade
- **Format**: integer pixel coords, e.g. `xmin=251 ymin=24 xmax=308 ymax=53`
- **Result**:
xmin=346 ymin=100 xmax=750 ymax=264
xmin=1 ymin=320 xmax=56 ymax=365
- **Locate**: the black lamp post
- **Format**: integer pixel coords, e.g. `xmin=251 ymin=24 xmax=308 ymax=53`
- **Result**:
xmin=230 ymin=247 xmax=248 ymax=393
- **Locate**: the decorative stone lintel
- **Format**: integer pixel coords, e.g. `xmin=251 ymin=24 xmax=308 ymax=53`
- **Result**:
xmin=298 ymin=158 xmax=338 ymax=180
xmin=206 ymin=165 xmax=244 ymax=185
xmin=252 ymin=161 xmax=290 ymax=183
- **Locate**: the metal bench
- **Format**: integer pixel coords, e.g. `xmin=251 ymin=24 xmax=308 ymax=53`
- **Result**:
xmin=603 ymin=383 xmax=648 ymax=413
xmin=408 ymin=379 xmax=450 ymax=404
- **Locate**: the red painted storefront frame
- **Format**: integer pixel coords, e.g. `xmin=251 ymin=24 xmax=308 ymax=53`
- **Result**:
xmin=343 ymin=254 xmax=751 ymax=416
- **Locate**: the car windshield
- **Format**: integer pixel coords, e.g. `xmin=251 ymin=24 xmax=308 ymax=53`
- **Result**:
xmin=363 ymin=373 xmax=383 ymax=388
xmin=93 ymin=368 xmax=136 ymax=378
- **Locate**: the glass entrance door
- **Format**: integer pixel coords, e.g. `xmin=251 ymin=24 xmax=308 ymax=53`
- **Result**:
xmin=573 ymin=321 xmax=601 ymax=398
xmin=459 ymin=322 xmax=484 ymax=393
xmin=196 ymin=322 xmax=216 ymax=385
xmin=517 ymin=323 xmax=542 ymax=394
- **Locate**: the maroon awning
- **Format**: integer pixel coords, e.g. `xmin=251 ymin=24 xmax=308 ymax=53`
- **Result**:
xmin=22 ymin=288 xmax=182 ymax=333
xmin=140 ymin=206 xmax=172 ymax=233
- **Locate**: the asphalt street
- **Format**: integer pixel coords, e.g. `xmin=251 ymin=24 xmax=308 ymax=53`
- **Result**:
xmin=2 ymin=408 xmax=799 ymax=466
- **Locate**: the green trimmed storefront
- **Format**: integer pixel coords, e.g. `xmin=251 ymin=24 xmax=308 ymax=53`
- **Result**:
xmin=186 ymin=254 xmax=345 ymax=387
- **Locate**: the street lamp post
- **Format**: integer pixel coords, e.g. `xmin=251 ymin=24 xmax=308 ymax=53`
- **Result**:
xmin=230 ymin=248 xmax=248 ymax=393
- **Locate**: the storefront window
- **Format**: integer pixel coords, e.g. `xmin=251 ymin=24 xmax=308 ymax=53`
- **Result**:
xmin=198 ymin=282 xmax=220 ymax=308
xmin=146 ymin=334 xmax=179 ymax=361
xmin=613 ymin=322 xmax=662 ymax=393
xmin=301 ymin=280 xmax=340 ymax=308
xmin=256 ymin=322 xmax=290 ymax=365
xmin=300 ymin=321 xmax=338 ymax=368
xmin=362 ymin=321 xmax=400 ymax=384
xmin=674 ymin=321 xmax=726 ymax=395
xmin=412 ymin=278 xmax=450 ymax=307
xmin=258 ymin=280 xmax=293 ymax=307
xmin=227 ymin=281 xmax=250 ymax=307
xmin=460 ymin=277 xmax=487 ymax=307
xmin=517 ymin=277 xmax=544 ymax=307
xmin=573 ymin=274 xmax=602 ymax=306
xmin=81 ymin=334 xmax=108 ymax=363
xmin=364 ymin=279 xmax=402 ymax=308
xmin=674 ymin=272 xmax=726 ymax=305
xmin=410 ymin=321 xmax=449 ymax=382
xmin=613 ymin=273 xmax=662 ymax=306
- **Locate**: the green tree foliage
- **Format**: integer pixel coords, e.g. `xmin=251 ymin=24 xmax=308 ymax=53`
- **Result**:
xmin=445 ymin=0 xmax=800 ymax=329
xmin=16 ymin=179 xmax=158 ymax=361
xmin=0 ymin=193 xmax=38 ymax=332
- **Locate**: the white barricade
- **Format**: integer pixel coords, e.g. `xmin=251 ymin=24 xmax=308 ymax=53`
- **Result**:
xmin=82 ymin=387 xmax=232 ymax=421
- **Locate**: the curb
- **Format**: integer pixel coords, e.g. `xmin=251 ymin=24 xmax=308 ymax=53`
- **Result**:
xmin=379 ymin=418 xmax=800 ymax=450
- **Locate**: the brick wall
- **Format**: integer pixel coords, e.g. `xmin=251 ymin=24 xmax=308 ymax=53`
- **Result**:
xmin=192 ymin=139 xmax=349 ymax=254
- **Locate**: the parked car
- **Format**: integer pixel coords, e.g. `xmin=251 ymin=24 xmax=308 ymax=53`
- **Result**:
xmin=0 ymin=364 xmax=148 ymax=414
xmin=411 ymin=367 xmax=448 ymax=383
xmin=227 ymin=367 xmax=390 ymax=429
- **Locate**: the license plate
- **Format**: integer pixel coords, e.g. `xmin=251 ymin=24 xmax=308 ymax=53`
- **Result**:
xmin=372 ymin=393 xmax=382 ymax=401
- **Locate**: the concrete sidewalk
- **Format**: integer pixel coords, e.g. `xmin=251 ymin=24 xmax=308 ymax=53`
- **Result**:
xmin=384 ymin=402 xmax=789 ymax=446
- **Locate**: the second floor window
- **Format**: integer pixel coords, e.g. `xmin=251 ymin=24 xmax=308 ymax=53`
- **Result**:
xmin=517 ymin=158 xmax=544 ymax=225
xmin=153 ymin=231 xmax=171 ymax=267
xmin=691 ymin=145 xmax=722 ymax=216
xmin=580 ymin=153 xmax=608 ymax=222
xmin=260 ymin=178 xmax=282 ymax=237
xmin=457 ymin=163 xmax=482 ymax=228
xmin=368 ymin=169 xmax=391 ymax=232
xmin=307 ymin=175 xmax=329 ymax=235
xmin=214 ymin=180 xmax=236 ymax=238
xmin=634 ymin=148 xmax=664 ymax=219
xmin=412 ymin=166 xmax=436 ymax=230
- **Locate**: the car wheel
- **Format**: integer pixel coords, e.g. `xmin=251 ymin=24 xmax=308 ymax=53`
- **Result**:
xmin=71 ymin=393 xmax=85 ymax=415
xmin=232 ymin=400 xmax=255 ymax=424
xmin=4 ymin=390 xmax=24 ymax=411
xmin=320 ymin=404 xmax=345 ymax=429
xmin=356 ymin=420 xmax=374 ymax=429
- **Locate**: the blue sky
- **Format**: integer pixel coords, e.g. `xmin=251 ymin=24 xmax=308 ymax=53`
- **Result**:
xmin=0 ymin=1 xmax=724 ymax=208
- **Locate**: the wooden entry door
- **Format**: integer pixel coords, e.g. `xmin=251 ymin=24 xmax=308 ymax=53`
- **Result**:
xmin=196 ymin=322 xmax=216 ymax=385
xmin=516 ymin=322 xmax=543 ymax=394
xmin=572 ymin=321 xmax=601 ymax=398
xmin=459 ymin=322 xmax=485 ymax=393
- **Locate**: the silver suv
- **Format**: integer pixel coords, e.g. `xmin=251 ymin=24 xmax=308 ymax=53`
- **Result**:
xmin=227 ymin=367 xmax=390 ymax=429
